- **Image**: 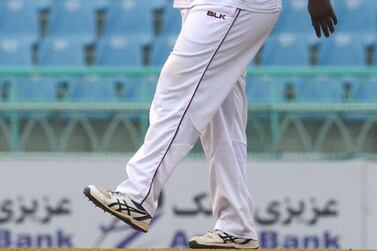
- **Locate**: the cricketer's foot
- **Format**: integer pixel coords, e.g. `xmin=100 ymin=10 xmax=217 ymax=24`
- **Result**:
xmin=189 ymin=229 xmax=259 ymax=249
xmin=83 ymin=185 xmax=151 ymax=233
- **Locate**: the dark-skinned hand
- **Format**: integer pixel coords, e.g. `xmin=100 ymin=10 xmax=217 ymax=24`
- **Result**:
xmin=308 ymin=0 xmax=338 ymax=38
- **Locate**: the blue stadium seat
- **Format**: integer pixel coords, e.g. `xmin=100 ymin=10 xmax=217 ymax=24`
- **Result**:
xmin=103 ymin=0 xmax=153 ymax=40
xmin=14 ymin=76 xmax=58 ymax=102
xmin=0 ymin=0 xmax=40 ymax=41
xmin=354 ymin=77 xmax=377 ymax=102
xmin=246 ymin=76 xmax=280 ymax=103
xmin=299 ymin=77 xmax=343 ymax=102
xmin=273 ymin=0 xmax=312 ymax=34
xmin=318 ymin=33 xmax=366 ymax=65
xmin=335 ymin=0 xmax=377 ymax=39
xmin=71 ymin=76 xmax=116 ymax=102
xmin=0 ymin=38 xmax=33 ymax=66
xmin=68 ymin=76 xmax=114 ymax=119
xmin=261 ymin=33 xmax=310 ymax=65
xmin=38 ymin=38 xmax=86 ymax=66
xmin=160 ymin=6 xmax=181 ymax=35
xmin=151 ymin=35 xmax=177 ymax=65
xmin=47 ymin=0 xmax=96 ymax=43
xmin=95 ymin=36 xmax=144 ymax=66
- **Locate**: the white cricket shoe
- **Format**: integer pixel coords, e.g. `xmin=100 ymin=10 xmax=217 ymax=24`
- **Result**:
xmin=189 ymin=229 xmax=259 ymax=249
xmin=83 ymin=185 xmax=151 ymax=233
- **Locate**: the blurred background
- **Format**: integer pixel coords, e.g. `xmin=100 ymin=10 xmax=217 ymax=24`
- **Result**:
xmin=0 ymin=0 xmax=376 ymax=249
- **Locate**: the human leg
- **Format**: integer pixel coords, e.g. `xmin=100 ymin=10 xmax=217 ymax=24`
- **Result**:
xmin=87 ymin=6 xmax=278 ymax=230
xmin=200 ymin=72 xmax=257 ymax=239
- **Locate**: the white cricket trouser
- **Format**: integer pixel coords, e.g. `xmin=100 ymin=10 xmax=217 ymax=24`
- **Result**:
xmin=117 ymin=5 xmax=279 ymax=239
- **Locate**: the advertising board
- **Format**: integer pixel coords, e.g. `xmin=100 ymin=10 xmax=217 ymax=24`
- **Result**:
xmin=0 ymin=158 xmax=373 ymax=248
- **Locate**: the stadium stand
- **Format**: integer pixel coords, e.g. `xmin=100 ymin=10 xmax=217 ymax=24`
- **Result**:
xmin=0 ymin=0 xmax=376 ymax=155
xmin=0 ymin=0 xmax=375 ymax=68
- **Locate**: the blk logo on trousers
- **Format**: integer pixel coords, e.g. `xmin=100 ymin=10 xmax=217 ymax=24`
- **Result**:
xmin=207 ymin=11 xmax=226 ymax=20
